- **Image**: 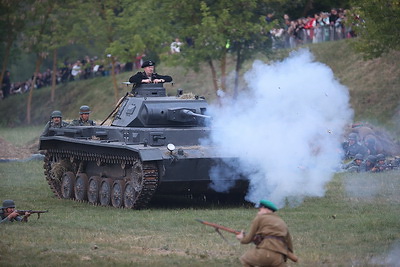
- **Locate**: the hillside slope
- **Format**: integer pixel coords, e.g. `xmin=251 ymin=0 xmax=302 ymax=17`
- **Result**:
xmin=0 ymin=40 xmax=399 ymax=136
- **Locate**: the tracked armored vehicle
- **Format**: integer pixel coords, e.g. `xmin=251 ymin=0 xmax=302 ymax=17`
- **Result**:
xmin=39 ymin=84 xmax=247 ymax=208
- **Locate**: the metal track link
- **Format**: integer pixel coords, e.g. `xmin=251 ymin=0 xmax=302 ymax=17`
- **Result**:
xmin=43 ymin=148 xmax=160 ymax=208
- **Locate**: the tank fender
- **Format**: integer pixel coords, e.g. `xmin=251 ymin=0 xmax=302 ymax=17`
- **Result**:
xmin=139 ymin=149 xmax=163 ymax=161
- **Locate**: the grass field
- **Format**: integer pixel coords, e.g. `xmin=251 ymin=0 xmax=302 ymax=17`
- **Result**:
xmin=0 ymin=132 xmax=399 ymax=266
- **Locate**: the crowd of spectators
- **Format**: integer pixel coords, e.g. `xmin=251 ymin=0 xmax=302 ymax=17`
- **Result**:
xmin=268 ymin=8 xmax=355 ymax=49
xmin=1 ymin=7 xmax=354 ymax=100
xmin=0 ymin=55 xmax=139 ymax=99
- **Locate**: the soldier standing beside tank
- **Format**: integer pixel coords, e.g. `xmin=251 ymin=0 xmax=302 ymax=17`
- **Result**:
xmin=236 ymin=200 xmax=294 ymax=267
xmin=128 ymin=60 xmax=172 ymax=86
xmin=71 ymin=105 xmax=96 ymax=126
xmin=0 ymin=200 xmax=30 ymax=224
xmin=41 ymin=110 xmax=69 ymax=136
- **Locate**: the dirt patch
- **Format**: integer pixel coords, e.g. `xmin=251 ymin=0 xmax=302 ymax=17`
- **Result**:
xmin=0 ymin=137 xmax=39 ymax=160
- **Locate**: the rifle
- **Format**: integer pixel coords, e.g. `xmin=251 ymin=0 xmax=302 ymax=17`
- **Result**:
xmin=16 ymin=210 xmax=48 ymax=219
xmin=196 ymin=219 xmax=298 ymax=263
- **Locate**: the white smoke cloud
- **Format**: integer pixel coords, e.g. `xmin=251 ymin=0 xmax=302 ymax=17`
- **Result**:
xmin=207 ymin=49 xmax=353 ymax=208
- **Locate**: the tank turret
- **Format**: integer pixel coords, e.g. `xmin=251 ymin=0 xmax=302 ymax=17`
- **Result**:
xmin=112 ymin=84 xmax=210 ymax=127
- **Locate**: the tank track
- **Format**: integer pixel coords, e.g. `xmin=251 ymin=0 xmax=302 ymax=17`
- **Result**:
xmin=43 ymin=148 xmax=159 ymax=209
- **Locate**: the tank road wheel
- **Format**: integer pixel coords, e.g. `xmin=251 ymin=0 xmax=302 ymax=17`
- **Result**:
xmin=123 ymin=181 xmax=137 ymax=209
xmin=74 ymin=173 xmax=89 ymax=201
xmin=61 ymin=172 xmax=75 ymax=199
xmin=99 ymin=178 xmax=112 ymax=206
xmin=88 ymin=176 xmax=100 ymax=205
xmin=111 ymin=180 xmax=125 ymax=208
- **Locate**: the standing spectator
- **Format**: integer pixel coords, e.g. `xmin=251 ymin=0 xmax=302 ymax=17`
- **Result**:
xmin=329 ymin=9 xmax=339 ymax=40
xmin=170 ymin=38 xmax=183 ymax=54
xmin=71 ymin=60 xmax=82 ymax=80
xmin=2 ymin=70 xmax=11 ymax=99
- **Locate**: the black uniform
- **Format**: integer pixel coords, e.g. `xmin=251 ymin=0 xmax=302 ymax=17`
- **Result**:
xmin=128 ymin=71 xmax=172 ymax=85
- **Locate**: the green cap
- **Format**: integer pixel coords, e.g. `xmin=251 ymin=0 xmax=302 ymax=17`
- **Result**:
xmin=259 ymin=200 xmax=278 ymax=212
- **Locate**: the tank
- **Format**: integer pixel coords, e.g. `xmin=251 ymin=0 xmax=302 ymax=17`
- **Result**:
xmin=39 ymin=83 xmax=247 ymax=208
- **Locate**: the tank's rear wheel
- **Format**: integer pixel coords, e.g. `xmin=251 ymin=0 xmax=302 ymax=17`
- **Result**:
xmin=123 ymin=181 xmax=137 ymax=209
xmin=111 ymin=180 xmax=125 ymax=208
xmin=74 ymin=173 xmax=88 ymax=201
xmin=88 ymin=176 xmax=100 ymax=204
xmin=99 ymin=178 xmax=112 ymax=206
xmin=61 ymin=172 xmax=75 ymax=199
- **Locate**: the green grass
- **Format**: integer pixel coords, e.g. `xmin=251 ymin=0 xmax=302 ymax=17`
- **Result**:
xmin=0 ymin=126 xmax=43 ymax=146
xmin=0 ymin=159 xmax=399 ymax=266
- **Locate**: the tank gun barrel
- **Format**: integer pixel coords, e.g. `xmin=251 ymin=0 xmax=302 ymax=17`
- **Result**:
xmin=167 ymin=108 xmax=210 ymax=123
xmin=180 ymin=109 xmax=211 ymax=119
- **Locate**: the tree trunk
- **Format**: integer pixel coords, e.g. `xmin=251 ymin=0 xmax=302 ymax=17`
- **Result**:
xmin=208 ymin=59 xmax=219 ymax=93
xmin=26 ymin=55 xmax=43 ymax=124
xmin=51 ymin=49 xmax=58 ymax=102
xmin=233 ymin=45 xmax=242 ymax=99
xmin=0 ymin=38 xmax=13 ymax=93
xmin=111 ymin=56 xmax=119 ymax=104
xmin=220 ymin=50 xmax=227 ymax=92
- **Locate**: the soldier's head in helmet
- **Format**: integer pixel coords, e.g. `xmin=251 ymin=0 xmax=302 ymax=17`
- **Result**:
xmin=347 ymin=133 xmax=358 ymax=145
xmin=51 ymin=110 xmax=63 ymax=125
xmin=79 ymin=105 xmax=91 ymax=122
xmin=1 ymin=199 xmax=31 ymax=222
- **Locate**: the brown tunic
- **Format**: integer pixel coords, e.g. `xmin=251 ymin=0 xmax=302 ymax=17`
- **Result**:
xmin=240 ymin=213 xmax=293 ymax=266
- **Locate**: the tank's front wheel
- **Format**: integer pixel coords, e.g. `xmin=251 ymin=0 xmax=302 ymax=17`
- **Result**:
xmin=61 ymin=172 xmax=75 ymax=199
xmin=111 ymin=180 xmax=125 ymax=208
xmin=123 ymin=181 xmax=138 ymax=209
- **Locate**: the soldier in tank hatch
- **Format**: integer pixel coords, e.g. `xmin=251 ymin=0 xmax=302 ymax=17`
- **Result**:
xmin=128 ymin=60 xmax=172 ymax=86
xmin=71 ymin=105 xmax=96 ymax=126
xmin=41 ymin=110 xmax=69 ymax=136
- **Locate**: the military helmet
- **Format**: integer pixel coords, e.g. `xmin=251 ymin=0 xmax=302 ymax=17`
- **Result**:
xmin=1 ymin=199 xmax=15 ymax=209
xmin=348 ymin=133 xmax=358 ymax=141
xmin=366 ymin=155 xmax=377 ymax=163
xmin=376 ymin=154 xmax=385 ymax=161
xmin=51 ymin=110 xmax=62 ymax=118
xmin=355 ymin=154 xmax=363 ymax=160
xmin=79 ymin=105 xmax=91 ymax=114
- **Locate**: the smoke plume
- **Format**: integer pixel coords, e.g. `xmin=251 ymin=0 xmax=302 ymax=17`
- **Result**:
xmin=207 ymin=49 xmax=353 ymax=208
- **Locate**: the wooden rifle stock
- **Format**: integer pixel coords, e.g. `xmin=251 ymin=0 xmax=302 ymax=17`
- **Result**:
xmin=196 ymin=219 xmax=298 ymax=263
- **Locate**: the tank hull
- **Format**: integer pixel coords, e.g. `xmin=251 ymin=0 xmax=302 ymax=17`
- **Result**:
xmin=40 ymin=127 xmax=247 ymax=208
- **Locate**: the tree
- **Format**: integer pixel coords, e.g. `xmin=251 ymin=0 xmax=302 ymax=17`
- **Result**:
xmin=164 ymin=0 xmax=278 ymax=101
xmin=22 ymin=0 xmax=58 ymax=124
xmin=0 ymin=0 xmax=29 ymax=94
xmin=349 ymin=0 xmax=400 ymax=59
